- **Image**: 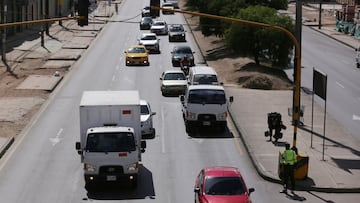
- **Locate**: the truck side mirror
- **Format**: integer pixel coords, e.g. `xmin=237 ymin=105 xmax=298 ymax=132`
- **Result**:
xmin=141 ymin=140 xmax=147 ymax=149
xmin=180 ymin=95 xmax=185 ymax=103
xmin=229 ymin=96 xmax=234 ymax=103
xmin=75 ymin=142 xmax=82 ymax=155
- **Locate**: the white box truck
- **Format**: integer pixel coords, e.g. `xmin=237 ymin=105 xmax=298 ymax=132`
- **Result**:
xmin=75 ymin=90 xmax=146 ymax=189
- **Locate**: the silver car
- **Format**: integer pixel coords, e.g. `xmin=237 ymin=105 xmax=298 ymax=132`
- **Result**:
xmin=140 ymin=100 xmax=156 ymax=139
xmin=150 ymin=20 xmax=168 ymax=35
xmin=138 ymin=33 xmax=160 ymax=54
xmin=160 ymin=70 xmax=188 ymax=96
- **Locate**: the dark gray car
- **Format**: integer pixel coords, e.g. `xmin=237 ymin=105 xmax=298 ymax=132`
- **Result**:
xmin=168 ymin=24 xmax=186 ymax=42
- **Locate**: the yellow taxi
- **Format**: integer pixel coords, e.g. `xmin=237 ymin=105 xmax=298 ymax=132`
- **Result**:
xmin=124 ymin=45 xmax=149 ymax=66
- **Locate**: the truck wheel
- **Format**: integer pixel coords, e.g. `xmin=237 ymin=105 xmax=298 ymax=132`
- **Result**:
xmin=219 ymin=124 xmax=227 ymax=132
xmin=85 ymin=183 xmax=96 ymax=192
xmin=131 ymin=177 xmax=138 ymax=189
xmin=185 ymin=122 xmax=194 ymax=133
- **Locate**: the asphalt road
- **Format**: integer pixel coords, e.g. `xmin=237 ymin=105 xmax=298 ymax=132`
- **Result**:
xmin=0 ymin=0 xmax=359 ymax=202
xmin=298 ymin=26 xmax=360 ymax=140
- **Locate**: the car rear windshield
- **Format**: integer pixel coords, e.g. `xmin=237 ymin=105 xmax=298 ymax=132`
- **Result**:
xmin=205 ymin=177 xmax=245 ymax=195
xmin=128 ymin=47 xmax=146 ymax=53
xmin=176 ymin=47 xmax=192 ymax=54
xmin=86 ymin=132 xmax=136 ymax=152
xmin=170 ymin=26 xmax=184 ymax=32
xmin=164 ymin=73 xmax=186 ymax=80
xmin=141 ymin=35 xmax=157 ymax=40
xmin=193 ymin=74 xmax=218 ymax=84
xmin=188 ymin=89 xmax=225 ymax=104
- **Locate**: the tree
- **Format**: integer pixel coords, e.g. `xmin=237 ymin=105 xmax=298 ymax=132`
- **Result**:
xmin=224 ymin=5 xmax=294 ymax=67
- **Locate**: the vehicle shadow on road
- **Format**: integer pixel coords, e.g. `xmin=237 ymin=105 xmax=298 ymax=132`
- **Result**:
xmin=86 ymin=165 xmax=156 ymax=200
xmin=187 ymin=126 xmax=234 ymax=139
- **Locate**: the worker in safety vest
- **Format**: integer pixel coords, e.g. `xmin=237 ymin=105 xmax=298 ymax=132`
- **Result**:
xmin=280 ymin=143 xmax=297 ymax=194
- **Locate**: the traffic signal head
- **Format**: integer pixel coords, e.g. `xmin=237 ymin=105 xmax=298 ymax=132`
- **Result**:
xmin=150 ymin=0 xmax=160 ymax=17
xmin=78 ymin=0 xmax=90 ymax=26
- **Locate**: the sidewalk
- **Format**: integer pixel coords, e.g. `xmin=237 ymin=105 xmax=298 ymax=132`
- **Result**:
xmin=226 ymin=4 xmax=360 ymax=192
xmin=227 ymin=88 xmax=360 ymax=192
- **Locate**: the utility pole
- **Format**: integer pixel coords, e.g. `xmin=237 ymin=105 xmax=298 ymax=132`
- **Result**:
xmin=291 ymin=0 xmax=303 ymax=149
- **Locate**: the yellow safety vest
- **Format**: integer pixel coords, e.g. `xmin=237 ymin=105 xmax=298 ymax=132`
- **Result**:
xmin=282 ymin=149 xmax=297 ymax=165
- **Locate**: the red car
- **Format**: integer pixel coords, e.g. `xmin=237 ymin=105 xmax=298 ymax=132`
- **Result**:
xmin=194 ymin=166 xmax=255 ymax=203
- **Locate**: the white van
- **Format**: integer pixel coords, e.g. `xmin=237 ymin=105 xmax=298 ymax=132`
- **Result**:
xmin=188 ymin=66 xmax=221 ymax=85
xmin=180 ymin=85 xmax=233 ymax=133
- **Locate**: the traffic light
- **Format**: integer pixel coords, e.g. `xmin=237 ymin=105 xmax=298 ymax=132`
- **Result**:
xmin=78 ymin=0 xmax=90 ymax=26
xmin=150 ymin=0 xmax=160 ymax=17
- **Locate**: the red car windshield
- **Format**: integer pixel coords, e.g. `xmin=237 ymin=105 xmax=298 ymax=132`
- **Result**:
xmin=205 ymin=177 xmax=245 ymax=195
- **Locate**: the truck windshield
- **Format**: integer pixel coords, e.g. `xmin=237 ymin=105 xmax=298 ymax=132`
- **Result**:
xmin=188 ymin=89 xmax=226 ymax=105
xmin=86 ymin=132 xmax=136 ymax=152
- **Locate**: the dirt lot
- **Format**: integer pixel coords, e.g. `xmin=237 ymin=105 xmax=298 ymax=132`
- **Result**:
xmin=0 ymin=2 xmax=336 ymax=139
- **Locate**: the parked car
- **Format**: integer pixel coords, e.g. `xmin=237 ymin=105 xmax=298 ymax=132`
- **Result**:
xmin=150 ymin=20 xmax=168 ymax=35
xmin=124 ymin=45 xmax=149 ymax=66
xmin=138 ymin=33 xmax=160 ymax=54
xmin=194 ymin=166 xmax=255 ymax=203
xmin=160 ymin=70 xmax=188 ymax=96
xmin=168 ymin=24 xmax=186 ymax=42
xmin=140 ymin=17 xmax=153 ymax=30
xmin=140 ymin=100 xmax=156 ymax=139
xmin=141 ymin=6 xmax=150 ymax=17
xmin=171 ymin=45 xmax=195 ymax=67
xmin=162 ymin=2 xmax=174 ymax=15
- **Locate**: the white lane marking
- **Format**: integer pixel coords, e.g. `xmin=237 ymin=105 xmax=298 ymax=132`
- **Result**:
xmin=115 ymin=65 xmax=120 ymax=70
xmin=49 ymin=128 xmax=64 ymax=146
xmin=118 ymin=57 xmax=123 ymax=64
xmin=336 ymin=81 xmax=344 ymax=89
xmin=112 ymin=75 xmax=116 ymax=82
xmin=353 ymin=114 xmax=360 ymax=121
xmin=161 ymin=106 xmax=166 ymax=153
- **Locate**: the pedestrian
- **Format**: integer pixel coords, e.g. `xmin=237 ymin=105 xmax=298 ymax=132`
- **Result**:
xmin=280 ymin=143 xmax=297 ymax=194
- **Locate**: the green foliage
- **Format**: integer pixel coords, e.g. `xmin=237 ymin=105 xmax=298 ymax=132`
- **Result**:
xmin=185 ymin=0 xmax=288 ymax=37
xmin=225 ymin=5 xmax=294 ymax=67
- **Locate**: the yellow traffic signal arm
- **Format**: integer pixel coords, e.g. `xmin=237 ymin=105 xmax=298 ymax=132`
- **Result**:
xmin=0 ymin=16 xmax=82 ymax=28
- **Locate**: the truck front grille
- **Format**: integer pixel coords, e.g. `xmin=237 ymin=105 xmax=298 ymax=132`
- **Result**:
xmin=198 ymin=114 xmax=216 ymax=121
xmin=99 ymin=166 xmax=124 ymax=175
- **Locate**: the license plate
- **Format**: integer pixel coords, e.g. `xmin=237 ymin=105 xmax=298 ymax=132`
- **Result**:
xmin=203 ymin=121 xmax=211 ymax=126
xmin=107 ymin=176 xmax=116 ymax=181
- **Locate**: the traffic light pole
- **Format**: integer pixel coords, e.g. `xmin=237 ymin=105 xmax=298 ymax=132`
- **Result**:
xmin=152 ymin=6 xmax=302 ymax=148
xmin=0 ymin=16 xmax=81 ymax=28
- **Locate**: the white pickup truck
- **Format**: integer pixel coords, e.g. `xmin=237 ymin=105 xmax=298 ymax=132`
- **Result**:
xmin=180 ymin=85 xmax=233 ymax=133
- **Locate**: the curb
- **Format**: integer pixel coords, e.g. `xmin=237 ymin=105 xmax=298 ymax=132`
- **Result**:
xmin=227 ymin=105 xmax=360 ymax=193
xmin=0 ymin=137 xmax=15 ymax=159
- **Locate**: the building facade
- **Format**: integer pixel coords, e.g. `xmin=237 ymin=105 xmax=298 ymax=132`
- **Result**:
xmin=1 ymin=0 xmax=73 ymax=36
